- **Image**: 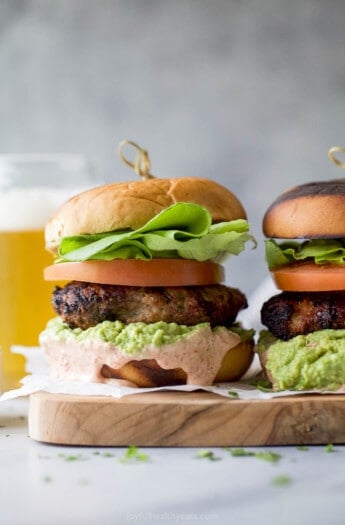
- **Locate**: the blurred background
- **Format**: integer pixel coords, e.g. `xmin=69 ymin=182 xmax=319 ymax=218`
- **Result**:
xmin=1 ymin=0 xmax=345 ymax=298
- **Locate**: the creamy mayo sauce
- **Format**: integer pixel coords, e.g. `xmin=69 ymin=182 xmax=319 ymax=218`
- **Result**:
xmin=40 ymin=326 xmax=240 ymax=385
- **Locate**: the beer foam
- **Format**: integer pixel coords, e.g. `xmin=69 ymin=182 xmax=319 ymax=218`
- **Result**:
xmin=0 ymin=187 xmax=86 ymax=230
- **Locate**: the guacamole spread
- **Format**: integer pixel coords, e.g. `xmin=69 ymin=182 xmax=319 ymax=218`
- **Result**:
xmin=43 ymin=317 xmax=217 ymax=355
xmin=257 ymin=329 xmax=345 ymax=390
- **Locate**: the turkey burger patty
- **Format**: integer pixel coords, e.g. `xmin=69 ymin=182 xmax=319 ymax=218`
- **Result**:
xmin=52 ymin=281 xmax=247 ymax=330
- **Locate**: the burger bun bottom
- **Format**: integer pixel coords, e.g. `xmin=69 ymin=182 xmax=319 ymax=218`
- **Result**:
xmin=102 ymin=339 xmax=254 ymax=387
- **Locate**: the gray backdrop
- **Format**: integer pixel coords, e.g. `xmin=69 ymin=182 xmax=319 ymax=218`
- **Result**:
xmin=1 ymin=0 xmax=345 ymax=297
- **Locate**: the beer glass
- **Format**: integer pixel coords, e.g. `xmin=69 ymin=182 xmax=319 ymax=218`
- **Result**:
xmin=0 ymin=154 xmax=99 ymax=391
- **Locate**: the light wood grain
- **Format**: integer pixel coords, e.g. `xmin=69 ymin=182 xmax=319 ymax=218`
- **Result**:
xmin=28 ymin=391 xmax=345 ymax=446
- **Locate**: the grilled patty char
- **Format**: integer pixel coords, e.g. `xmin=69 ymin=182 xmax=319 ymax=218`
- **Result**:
xmin=53 ymin=281 xmax=248 ymax=330
xmin=261 ymin=291 xmax=345 ymax=340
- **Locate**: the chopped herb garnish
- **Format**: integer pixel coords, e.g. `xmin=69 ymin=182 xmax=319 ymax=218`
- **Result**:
xmin=325 ymin=444 xmax=335 ymax=453
xmin=42 ymin=475 xmax=53 ymax=483
xmin=119 ymin=445 xmax=149 ymax=463
xmin=102 ymin=452 xmax=115 ymax=458
xmin=271 ymin=475 xmax=291 ymax=486
xmin=226 ymin=448 xmax=281 ymax=463
xmin=65 ymin=455 xmax=83 ymax=462
xmin=196 ymin=450 xmax=221 ymax=461
xmin=297 ymin=445 xmax=309 ymax=451
xmin=58 ymin=453 xmax=86 ymax=462
xmin=254 ymin=451 xmax=281 ymax=463
xmin=228 ymin=448 xmax=255 ymax=457
xmin=228 ymin=391 xmax=239 ymax=398
xmin=251 ymin=378 xmax=273 ymax=392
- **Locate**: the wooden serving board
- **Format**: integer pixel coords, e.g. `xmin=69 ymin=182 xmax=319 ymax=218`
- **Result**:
xmin=28 ymin=391 xmax=345 ymax=446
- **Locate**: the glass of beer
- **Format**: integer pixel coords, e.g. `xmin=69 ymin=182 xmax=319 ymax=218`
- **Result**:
xmin=0 ymin=154 xmax=99 ymax=391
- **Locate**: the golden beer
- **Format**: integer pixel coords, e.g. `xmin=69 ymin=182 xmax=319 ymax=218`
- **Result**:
xmin=0 ymin=230 xmax=56 ymax=390
xmin=0 ymin=155 xmax=98 ymax=391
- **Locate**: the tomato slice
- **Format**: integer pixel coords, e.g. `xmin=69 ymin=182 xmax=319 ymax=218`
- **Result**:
xmin=44 ymin=259 xmax=224 ymax=287
xmin=271 ymin=262 xmax=345 ymax=291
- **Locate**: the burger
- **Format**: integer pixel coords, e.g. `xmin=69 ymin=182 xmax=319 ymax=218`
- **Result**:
xmin=39 ymin=176 xmax=255 ymax=387
xmin=256 ymin=178 xmax=345 ymax=391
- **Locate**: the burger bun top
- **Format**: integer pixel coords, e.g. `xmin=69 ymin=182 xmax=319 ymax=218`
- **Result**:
xmin=263 ymin=178 xmax=345 ymax=239
xmin=46 ymin=177 xmax=247 ymax=253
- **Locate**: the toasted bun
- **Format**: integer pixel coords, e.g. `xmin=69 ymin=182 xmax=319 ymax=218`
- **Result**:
xmin=256 ymin=346 xmax=273 ymax=385
xmin=213 ymin=338 xmax=254 ymax=383
xmin=101 ymin=338 xmax=254 ymax=387
xmin=45 ymin=177 xmax=247 ymax=252
xmin=263 ymin=178 xmax=345 ymax=239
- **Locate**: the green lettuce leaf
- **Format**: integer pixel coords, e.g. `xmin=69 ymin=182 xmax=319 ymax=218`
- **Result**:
xmin=265 ymin=239 xmax=345 ymax=270
xmin=57 ymin=202 xmax=256 ymax=263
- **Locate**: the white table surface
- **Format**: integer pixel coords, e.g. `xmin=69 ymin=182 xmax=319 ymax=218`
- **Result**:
xmin=0 ymin=397 xmax=344 ymax=525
